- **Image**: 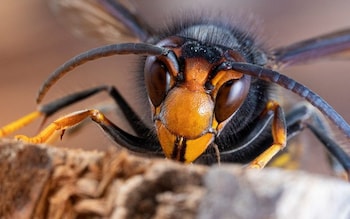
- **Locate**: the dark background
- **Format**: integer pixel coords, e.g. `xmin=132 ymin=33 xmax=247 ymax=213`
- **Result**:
xmin=1 ymin=0 xmax=349 ymax=172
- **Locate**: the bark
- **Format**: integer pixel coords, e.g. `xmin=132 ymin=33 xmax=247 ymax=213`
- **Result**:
xmin=0 ymin=140 xmax=349 ymax=219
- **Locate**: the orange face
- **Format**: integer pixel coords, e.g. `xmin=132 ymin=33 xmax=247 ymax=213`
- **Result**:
xmin=145 ymin=37 xmax=251 ymax=162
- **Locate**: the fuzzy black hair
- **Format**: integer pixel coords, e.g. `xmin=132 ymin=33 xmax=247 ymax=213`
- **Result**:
xmin=147 ymin=12 xmax=268 ymax=66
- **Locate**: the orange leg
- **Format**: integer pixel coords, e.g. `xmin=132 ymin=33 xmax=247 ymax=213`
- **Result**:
xmin=0 ymin=86 xmax=121 ymax=139
xmin=15 ymin=109 xmax=111 ymax=144
xmin=248 ymin=101 xmax=287 ymax=169
xmin=0 ymin=111 xmax=43 ymax=138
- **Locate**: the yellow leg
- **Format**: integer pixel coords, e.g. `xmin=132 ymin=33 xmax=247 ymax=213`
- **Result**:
xmin=0 ymin=111 xmax=43 ymax=137
xmin=15 ymin=109 xmax=110 ymax=144
xmin=268 ymin=142 xmax=302 ymax=170
xmin=249 ymin=101 xmax=287 ymax=169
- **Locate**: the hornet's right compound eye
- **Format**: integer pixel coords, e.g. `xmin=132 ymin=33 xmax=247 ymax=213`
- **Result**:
xmin=214 ymin=75 xmax=251 ymax=123
xmin=144 ymin=56 xmax=171 ymax=107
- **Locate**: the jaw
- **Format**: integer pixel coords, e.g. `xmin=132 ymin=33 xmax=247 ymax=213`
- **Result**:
xmin=153 ymin=86 xmax=216 ymax=163
xmin=155 ymin=120 xmax=215 ymax=162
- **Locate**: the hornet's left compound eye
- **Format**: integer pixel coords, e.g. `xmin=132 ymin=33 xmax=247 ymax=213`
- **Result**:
xmin=144 ymin=56 xmax=171 ymax=107
xmin=214 ymin=75 xmax=251 ymax=123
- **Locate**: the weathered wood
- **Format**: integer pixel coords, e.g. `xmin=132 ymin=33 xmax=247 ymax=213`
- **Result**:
xmin=0 ymin=140 xmax=349 ymax=219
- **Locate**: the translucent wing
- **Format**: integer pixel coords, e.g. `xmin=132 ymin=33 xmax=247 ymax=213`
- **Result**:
xmin=49 ymin=0 xmax=152 ymax=43
xmin=272 ymin=29 xmax=350 ymax=68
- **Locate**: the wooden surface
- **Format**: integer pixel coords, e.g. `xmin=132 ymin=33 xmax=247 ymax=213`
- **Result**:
xmin=1 ymin=141 xmax=350 ymax=219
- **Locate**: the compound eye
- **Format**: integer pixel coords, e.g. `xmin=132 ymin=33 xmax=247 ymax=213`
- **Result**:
xmin=214 ymin=76 xmax=250 ymax=123
xmin=144 ymin=56 xmax=170 ymax=107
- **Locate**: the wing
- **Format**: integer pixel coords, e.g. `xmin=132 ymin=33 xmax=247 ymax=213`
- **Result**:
xmin=271 ymin=29 xmax=350 ymax=68
xmin=49 ymin=0 xmax=152 ymax=43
